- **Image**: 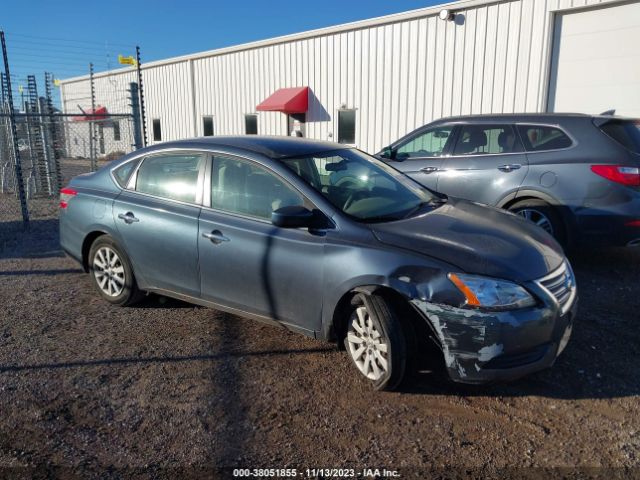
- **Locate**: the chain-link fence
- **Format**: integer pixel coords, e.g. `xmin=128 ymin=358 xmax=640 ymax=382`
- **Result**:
xmin=1 ymin=111 xmax=139 ymax=244
xmin=59 ymin=113 xmax=138 ymax=168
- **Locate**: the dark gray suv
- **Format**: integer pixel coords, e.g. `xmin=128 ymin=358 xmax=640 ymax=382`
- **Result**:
xmin=378 ymin=114 xmax=640 ymax=248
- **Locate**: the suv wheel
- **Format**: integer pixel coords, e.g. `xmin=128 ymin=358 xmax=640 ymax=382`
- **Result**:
xmin=509 ymin=199 xmax=566 ymax=246
xmin=88 ymin=235 xmax=143 ymax=306
xmin=344 ymin=293 xmax=407 ymax=391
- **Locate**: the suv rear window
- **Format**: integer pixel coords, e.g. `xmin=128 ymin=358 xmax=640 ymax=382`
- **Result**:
xmin=517 ymin=125 xmax=573 ymax=152
xmin=598 ymin=120 xmax=640 ymax=154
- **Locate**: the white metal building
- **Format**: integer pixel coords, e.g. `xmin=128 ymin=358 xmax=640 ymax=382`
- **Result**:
xmin=59 ymin=0 xmax=640 ymax=154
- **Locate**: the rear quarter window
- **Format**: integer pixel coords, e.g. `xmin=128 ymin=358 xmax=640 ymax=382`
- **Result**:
xmin=517 ymin=125 xmax=573 ymax=152
xmin=113 ymin=160 xmax=138 ymax=188
xmin=598 ymin=120 xmax=640 ymax=154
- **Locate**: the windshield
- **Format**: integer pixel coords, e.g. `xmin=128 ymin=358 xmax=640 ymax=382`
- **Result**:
xmin=281 ymin=149 xmax=437 ymax=222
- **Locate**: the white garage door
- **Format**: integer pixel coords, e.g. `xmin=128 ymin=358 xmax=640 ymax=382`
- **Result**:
xmin=548 ymin=1 xmax=640 ymax=117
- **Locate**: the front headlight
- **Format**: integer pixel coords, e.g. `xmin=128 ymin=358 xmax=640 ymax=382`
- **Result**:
xmin=448 ymin=273 xmax=536 ymax=310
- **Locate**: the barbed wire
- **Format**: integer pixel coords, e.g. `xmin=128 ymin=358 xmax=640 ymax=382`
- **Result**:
xmin=2 ymin=31 xmax=140 ymax=112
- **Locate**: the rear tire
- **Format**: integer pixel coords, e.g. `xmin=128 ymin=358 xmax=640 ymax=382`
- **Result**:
xmin=88 ymin=235 xmax=143 ymax=306
xmin=508 ymin=199 xmax=566 ymax=247
xmin=344 ymin=293 xmax=407 ymax=391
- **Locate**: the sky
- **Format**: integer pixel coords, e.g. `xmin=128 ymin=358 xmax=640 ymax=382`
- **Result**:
xmin=1 ymin=0 xmax=445 ymax=103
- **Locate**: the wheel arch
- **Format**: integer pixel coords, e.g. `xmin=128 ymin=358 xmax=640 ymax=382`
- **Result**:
xmin=327 ymin=284 xmax=421 ymax=348
xmin=81 ymin=230 xmax=109 ymax=272
xmin=503 ymin=189 xmax=576 ymax=245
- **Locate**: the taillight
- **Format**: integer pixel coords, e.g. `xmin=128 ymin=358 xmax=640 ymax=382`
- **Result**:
xmin=59 ymin=187 xmax=77 ymax=209
xmin=590 ymin=165 xmax=640 ymax=187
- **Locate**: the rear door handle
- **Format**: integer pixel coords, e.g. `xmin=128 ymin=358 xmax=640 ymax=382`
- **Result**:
xmin=420 ymin=166 xmax=439 ymax=174
xmin=497 ymin=164 xmax=522 ymax=172
xmin=202 ymin=230 xmax=230 ymax=244
xmin=117 ymin=212 xmax=139 ymax=224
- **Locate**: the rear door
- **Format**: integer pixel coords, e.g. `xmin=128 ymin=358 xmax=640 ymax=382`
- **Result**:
xmin=113 ymin=151 xmax=204 ymax=297
xmin=437 ymin=124 xmax=528 ymax=206
xmin=384 ymin=124 xmax=456 ymax=190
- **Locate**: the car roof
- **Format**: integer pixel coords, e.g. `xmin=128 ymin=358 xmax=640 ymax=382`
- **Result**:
xmin=142 ymin=135 xmax=343 ymax=159
xmin=431 ymin=113 xmax=595 ymax=123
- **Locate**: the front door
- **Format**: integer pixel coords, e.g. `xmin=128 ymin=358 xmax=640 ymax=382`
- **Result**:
xmin=113 ymin=152 xmax=204 ymax=296
xmin=386 ymin=124 xmax=456 ymax=190
xmin=437 ymin=124 xmax=529 ymax=206
xmin=198 ymin=153 xmax=325 ymax=334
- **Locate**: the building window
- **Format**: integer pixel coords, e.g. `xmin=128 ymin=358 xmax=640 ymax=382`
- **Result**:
xmin=153 ymin=118 xmax=162 ymax=141
xmin=338 ymin=109 xmax=356 ymax=144
xmin=203 ymin=116 xmax=214 ymax=136
xmin=113 ymin=120 xmax=121 ymax=141
xmin=245 ymin=114 xmax=258 ymax=135
xmin=98 ymin=124 xmax=105 ymax=154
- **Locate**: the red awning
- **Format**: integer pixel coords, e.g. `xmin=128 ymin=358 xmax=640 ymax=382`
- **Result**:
xmin=256 ymin=86 xmax=309 ymax=114
xmin=73 ymin=106 xmax=108 ymax=121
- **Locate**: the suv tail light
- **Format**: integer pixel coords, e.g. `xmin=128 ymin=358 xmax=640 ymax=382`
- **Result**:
xmin=59 ymin=187 xmax=77 ymax=209
xmin=590 ymin=165 xmax=640 ymax=187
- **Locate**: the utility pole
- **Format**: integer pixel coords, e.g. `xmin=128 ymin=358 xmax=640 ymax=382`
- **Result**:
xmin=135 ymin=46 xmax=147 ymax=147
xmin=89 ymin=62 xmax=96 ymax=171
xmin=0 ymin=30 xmax=29 ymax=226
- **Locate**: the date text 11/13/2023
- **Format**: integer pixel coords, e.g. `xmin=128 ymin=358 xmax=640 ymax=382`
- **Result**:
xmin=232 ymin=468 xmax=401 ymax=477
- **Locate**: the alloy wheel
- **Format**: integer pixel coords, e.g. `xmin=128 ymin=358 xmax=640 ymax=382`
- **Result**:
xmin=93 ymin=246 xmax=125 ymax=297
xmin=516 ymin=208 xmax=554 ymax=235
xmin=346 ymin=306 xmax=389 ymax=381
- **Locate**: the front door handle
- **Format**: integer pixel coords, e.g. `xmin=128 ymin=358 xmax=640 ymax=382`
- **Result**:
xmin=118 ymin=212 xmax=139 ymax=224
xmin=497 ymin=164 xmax=522 ymax=172
xmin=202 ymin=230 xmax=230 ymax=244
xmin=420 ymin=166 xmax=439 ymax=174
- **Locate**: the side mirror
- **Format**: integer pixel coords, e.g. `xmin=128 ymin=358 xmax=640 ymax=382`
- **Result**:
xmin=271 ymin=205 xmax=315 ymax=228
xmin=395 ymin=151 xmax=409 ymax=162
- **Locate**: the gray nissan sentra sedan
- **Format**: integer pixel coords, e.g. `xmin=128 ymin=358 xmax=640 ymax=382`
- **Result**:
xmin=59 ymin=136 xmax=577 ymax=390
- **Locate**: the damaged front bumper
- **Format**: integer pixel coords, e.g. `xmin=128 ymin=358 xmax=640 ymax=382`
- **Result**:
xmin=410 ymin=288 xmax=577 ymax=384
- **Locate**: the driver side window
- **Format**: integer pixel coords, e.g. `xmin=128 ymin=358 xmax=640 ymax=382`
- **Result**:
xmin=397 ymin=126 xmax=454 ymax=158
xmin=211 ymin=155 xmax=306 ymax=221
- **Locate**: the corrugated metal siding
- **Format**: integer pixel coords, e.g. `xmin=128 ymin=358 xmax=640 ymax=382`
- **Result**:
xmin=60 ymin=0 xmax=620 ymax=152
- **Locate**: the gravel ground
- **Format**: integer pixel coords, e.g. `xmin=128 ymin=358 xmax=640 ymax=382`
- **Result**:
xmin=0 ymin=160 xmax=639 ymax=478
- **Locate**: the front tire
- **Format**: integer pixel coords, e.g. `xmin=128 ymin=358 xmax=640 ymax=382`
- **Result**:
xmin=88 ymin=235 xmax=143 ymax=306
xmin=344 ymin=293 xmax=407 ymax=391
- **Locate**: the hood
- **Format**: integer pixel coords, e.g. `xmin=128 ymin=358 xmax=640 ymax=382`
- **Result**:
xmin=371 ymin=198 xmax=564 ymax=282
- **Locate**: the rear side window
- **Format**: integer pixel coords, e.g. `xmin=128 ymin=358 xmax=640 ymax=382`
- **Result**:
xmin=135 ymin=154 xmax=202 ymax=203
xmin=113 ymin=160 xmax=137 ymax=188
xmin=598 ymin=120 xmax=640 ymax=154
xmin=453 ymin=125 xmax=519 ymax=155
xmin=517 ymin=125 xmax=573 ymax=152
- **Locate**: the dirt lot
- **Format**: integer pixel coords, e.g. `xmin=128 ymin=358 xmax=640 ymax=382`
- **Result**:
xmin=0 ymin=160 xmax=639 ymax=478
